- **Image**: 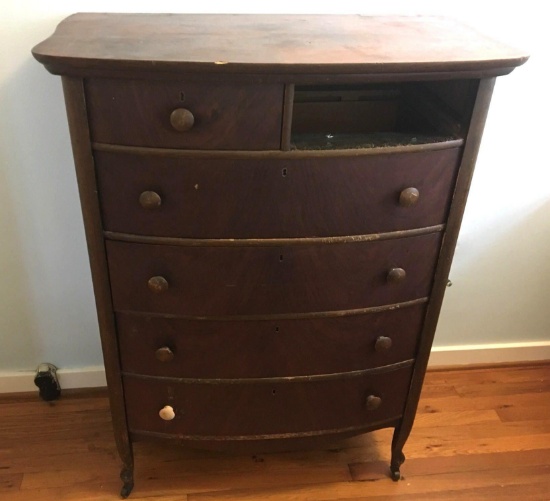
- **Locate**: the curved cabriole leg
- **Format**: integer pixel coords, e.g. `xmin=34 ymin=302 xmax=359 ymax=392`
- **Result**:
xmin=390 ymin=449 xmax=405 ymax=481
xmin=120 ymin=465 xmax=134 ymax=498
xmin=390 ymin=424 xmax=406 ymax=481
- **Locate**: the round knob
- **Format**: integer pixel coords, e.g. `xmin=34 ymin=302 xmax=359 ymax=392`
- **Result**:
xmin=155 ymin=346 xmax=174 ymax=362
xmin=159 ymin=405 xmax=175 ymax=421
xmin=387 ymin=267 xmax=406 ymax=283
xmin=374 ymin=336 xmax=393 ymax=352
xmin=399 ymin=187 xmax=420 ymax=207
xmin=139 ymin=191 xmax=162 ymax=210
xmin=366 ymin=395 xmax=382 ymax=411
xmin=170 ymin=108 xmax=195 ymax=132
xmin=148 ymin=276 xmax=169 ymax=294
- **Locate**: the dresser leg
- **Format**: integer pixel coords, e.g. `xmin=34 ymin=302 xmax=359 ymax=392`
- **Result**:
xmin=390 ymin=449 xmax=405 ymax=481
xmin=390 ymin=425 xmax=406 ymax=481
xmin=120 ymin=464 xmax=134 ymax=498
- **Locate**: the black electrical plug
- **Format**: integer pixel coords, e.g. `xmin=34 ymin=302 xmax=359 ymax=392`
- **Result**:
xmin=34 ymin=363 xmax=61 ymax=401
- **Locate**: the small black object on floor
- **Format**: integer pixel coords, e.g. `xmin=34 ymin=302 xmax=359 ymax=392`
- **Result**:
xmin=34 ymin=363 xmax=61 ymax=401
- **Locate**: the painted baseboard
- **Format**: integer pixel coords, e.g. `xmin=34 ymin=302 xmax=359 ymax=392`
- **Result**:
xmin=1 ymin=342 xmax=549 ymax=393
xmin=0 ymin=366 xmax=106 ymax=394
xmin=428 ymin=341 xmax=550 ymax=367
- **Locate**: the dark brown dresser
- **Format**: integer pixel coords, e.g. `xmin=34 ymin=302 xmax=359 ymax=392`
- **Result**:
xmin=32 ymin=14 xmax=527 ymax=497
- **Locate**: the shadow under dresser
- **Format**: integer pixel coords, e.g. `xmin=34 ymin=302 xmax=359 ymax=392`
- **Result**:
xmin=32 ymin=13 xmax=528 ymax=497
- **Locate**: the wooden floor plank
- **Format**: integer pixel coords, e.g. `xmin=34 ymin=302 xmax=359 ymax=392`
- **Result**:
xmin=418 ymin=391 xmax=550 ymax=413
xmin=496 ymin=404 xmax=550 ymax=422
xmin=350 ymin=448 xmax=550 ymax=479
xmin=1 ymin=363 xmax=550 ymax=500
xmin=0 ymin=473 xmax=23 ymax=492
xmin=359 ymin=481 xmax=550 ymax=501
xmin=187 ymin=463 xmax=550 ymax=500
xmin=413 ymin=409 xmax=500 ymax=427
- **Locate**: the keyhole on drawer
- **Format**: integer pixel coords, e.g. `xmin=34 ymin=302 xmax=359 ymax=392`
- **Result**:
xmin=272 ymin=389 xmax=277 ymax=395
xmin=282 ymin=168 xmax=288 ymax=177
xmin=275 ymin=326 xmax=279 ymax=332
xmin=179 ymin=91 xmax=186 ymax=102
xmin=279 ymin=254 xmax=284 ymax=262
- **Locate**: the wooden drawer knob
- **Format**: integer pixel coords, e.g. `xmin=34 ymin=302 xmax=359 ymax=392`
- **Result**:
xmin=387 ymin=267 xmax=406 ymax=283
xmin=148 ymin=276 xmax=169 ymax=294
xmin=139 ymin=191 xmax=162 ymax=209
xmin=375 ymin=336 xmax=393 ymax=352
xmin=155 ymin=346 xmax=174 ymax=362
xmin=170 ymin=108 xmax=195 ymax=132
xmin=366 ymin=395 xmax=382 ymax=411
xmin=399 ymin=187 xmax=420 ymax=207
xmin=159 ymin=405 xmax=175 ymax=421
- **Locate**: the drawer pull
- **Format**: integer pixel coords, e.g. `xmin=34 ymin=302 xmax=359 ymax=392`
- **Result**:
xmin=387 ymin=267 xmax=406 ymax=283
xmin=139 ymin=191 xmax=162 ymax=210
xmin=399 ymin=187 xmax=420 ymax=207
xmin=374 ymin=336 xmax=393 ymax=352
xmin=170 ymin=108 xmax=195 ymax=132
xmin=159 ymin=405 xmax=176 ymax=421
xmin=366 ymin=395 xmax=382 ymax=411
xmin=148 ymin=276 xmax=169 ymax=294
xmin=155 ymin=346 xmax=174 ymax=362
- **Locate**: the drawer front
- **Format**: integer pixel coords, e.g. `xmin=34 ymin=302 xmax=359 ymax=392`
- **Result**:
xmin=117 ymin=304 xmax=424 ymax=378
xmin=96 ymin=147 xmax=461 ymax=239
xmin=85 ymin=79 xmax=284 ymax=150
xmin=123 ymin=365 xmax=413 ymax=437
xmin=106 ymin=233 xmax=441 ymax=316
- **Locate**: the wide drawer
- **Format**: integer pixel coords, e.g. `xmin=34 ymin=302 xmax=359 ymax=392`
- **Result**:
xmin=96 ymin=147 xmax=461 ymax=239
xmin=117 ymin=303 xmax=424 ymax=378
xmin=106 ymin=232 xmax=441 ymax=317
xmin=85 ymin=78 xmax=284 ymax=150
xmin=123 ymin=364 xmax=413 ymax=438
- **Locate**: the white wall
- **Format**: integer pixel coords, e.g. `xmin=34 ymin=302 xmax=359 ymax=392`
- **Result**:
xmin=1 ymin=1 xmax=548 ymax=375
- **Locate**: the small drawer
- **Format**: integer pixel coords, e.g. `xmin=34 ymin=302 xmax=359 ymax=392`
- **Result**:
xmin=123 ymin=364 xmax=413 ymax=438
xmin=106 ymin=232 xmax=441 ymax=317
xmin=117 ymin=303 xmax=424 ymax=378
xmin=96 ymin=146 xmax=460 ymax=239
xmin=85 ymin=78 xmax=284 ymax=150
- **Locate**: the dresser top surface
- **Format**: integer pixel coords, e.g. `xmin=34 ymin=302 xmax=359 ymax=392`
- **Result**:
xmin=32 ymin=13 xmax=528 ymax=77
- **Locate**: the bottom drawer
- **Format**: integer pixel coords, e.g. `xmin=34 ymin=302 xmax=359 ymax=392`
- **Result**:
xmin=123 ymin=364 xmax=413 ymax=440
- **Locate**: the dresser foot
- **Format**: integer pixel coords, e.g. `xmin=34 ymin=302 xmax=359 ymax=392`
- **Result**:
xmin=390 ymin=450 xmax=405 ymax=481
xmin=120 ymin=466 xmax=134 ymax=498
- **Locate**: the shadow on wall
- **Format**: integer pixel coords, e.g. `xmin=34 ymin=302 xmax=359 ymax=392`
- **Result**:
xmin=437 ymin=198 xmax=550 ymax=347
xmin=0 ymin=53 xmax=103 ymax=371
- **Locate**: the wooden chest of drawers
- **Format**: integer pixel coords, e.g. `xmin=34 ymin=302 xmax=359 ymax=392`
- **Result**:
xmin=32 ymin=14 xmax=527 ymax=497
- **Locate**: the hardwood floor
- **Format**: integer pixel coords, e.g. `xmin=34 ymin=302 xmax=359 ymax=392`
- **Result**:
xmin=1 ymin=363 xmax=549 ymax=500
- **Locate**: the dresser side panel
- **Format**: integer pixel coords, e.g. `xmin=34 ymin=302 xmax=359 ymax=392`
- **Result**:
xmin=60 ymin=76 xmax=132 ymax=468
xmin=392 ymin=77 xmax=496 ymax=454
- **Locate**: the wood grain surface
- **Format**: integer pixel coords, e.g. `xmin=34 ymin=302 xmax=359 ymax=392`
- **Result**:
xmin=116 ymin=303 xmax=425 ymax=378
xmin=86 ymin=79 xmax=284 ymax=150
xmin=96 ymin=147 xmax=460 ymax=239
xmin=32 ymin=14 xmax=529 ymax=77
xmin=122 ymin=365 xmax=413 ymax=443
xmin=106 ymin=233 xmax=442 ymax=317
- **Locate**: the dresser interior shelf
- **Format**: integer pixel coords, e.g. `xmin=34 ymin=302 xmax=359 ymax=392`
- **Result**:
xmin=290 ymin=80 xmax=471 ymax=151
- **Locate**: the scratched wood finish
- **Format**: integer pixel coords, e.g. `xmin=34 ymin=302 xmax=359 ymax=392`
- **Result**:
xmin=116 ymin=303 xmax=425 ymax=378
xmin=86 ymin=79 xmax=284 ymax=150
xmin=122 ymin=364 xmax=413 ymax=442
xmin=106 ymin=233 xmax=441 ymax=317
xmin=96 ymin=146 xmax=461 ymax=239
xmin=1 ymin=363 xmax=549 ymax=500
xmin=31 ymin=13 xmax=528 ymax=497
xmin=31 ymin=14 xmax=529 ymax=78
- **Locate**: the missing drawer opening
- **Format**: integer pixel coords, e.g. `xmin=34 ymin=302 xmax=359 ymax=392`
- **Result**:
xmin=290 ymin=81 xmax=476 ymax=150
